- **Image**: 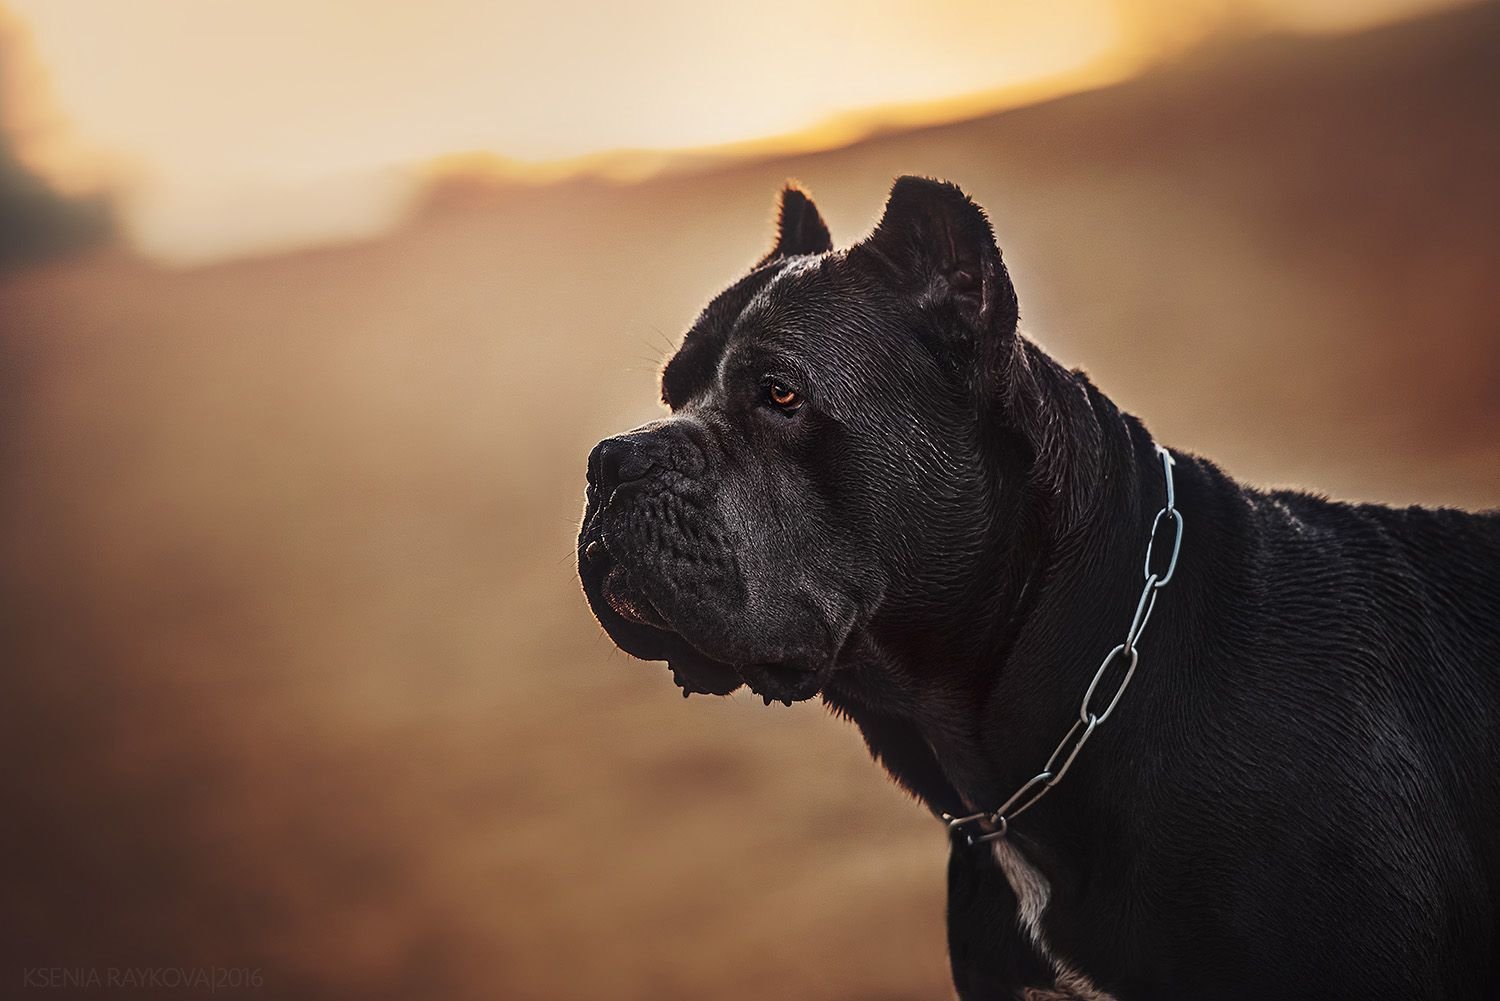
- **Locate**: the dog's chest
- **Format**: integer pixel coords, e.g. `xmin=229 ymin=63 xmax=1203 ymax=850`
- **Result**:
xmin=990 ymin=842 xmax=1117 ymax=1001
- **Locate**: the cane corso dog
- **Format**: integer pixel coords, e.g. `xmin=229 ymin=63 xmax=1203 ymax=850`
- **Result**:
xmin=576 ymin=177 xmax=1500 ymax=999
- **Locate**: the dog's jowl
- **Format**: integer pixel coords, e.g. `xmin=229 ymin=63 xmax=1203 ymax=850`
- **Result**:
xmin=577 ymin=177 xmax=1500 ymax=1000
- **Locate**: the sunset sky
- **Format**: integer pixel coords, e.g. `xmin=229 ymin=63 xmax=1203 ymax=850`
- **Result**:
xmin=3 ymin=0 xmax=1470 ymax=263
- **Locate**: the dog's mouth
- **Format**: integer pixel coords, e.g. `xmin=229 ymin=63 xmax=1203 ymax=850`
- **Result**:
xmin=602 ymin=561 xmax=672 ymax=631
xmin=580 ymin=534 xmax=744 ymax=697
xmin=579 ymin=532 xmax=829 ymax=704
xmin=589 ymin=538 xmax=673 ymax=632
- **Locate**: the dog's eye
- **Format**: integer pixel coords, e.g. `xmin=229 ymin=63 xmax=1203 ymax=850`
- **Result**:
xmin=765 ymin=381 xmax=802 ymax=411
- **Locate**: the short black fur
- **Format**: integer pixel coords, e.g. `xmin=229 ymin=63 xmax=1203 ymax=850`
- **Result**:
xmin=578 ymin=177 xmax=1500 ymax=999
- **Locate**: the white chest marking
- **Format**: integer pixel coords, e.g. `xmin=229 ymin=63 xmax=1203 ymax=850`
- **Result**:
xmin=992 ymin=840 xmax=1052 ymax=948
xmin=990 ymin=842 xmax=1118 ymax=1001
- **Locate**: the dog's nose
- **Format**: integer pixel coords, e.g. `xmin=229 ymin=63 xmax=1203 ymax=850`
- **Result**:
xmin=588 ymin=435 xmax=656 ymax=496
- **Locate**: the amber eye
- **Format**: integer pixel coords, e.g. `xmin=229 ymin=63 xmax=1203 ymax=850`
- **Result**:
xmin=766 ymin=381 xmax=801 ymax=410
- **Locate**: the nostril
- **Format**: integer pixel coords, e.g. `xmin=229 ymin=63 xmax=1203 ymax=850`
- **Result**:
xmin=615 ymin=451 xmax=653 ymax=483
xmin=595 ymin=435 xmax=654 ymax=493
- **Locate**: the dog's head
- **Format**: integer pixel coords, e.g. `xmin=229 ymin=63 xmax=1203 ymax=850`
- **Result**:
xmin=579 ymin=177 xmax=1028 ymax=702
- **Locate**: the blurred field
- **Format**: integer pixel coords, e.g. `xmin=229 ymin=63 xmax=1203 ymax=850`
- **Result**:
xmin=3 ymin=5 xmax=1499 ymax=999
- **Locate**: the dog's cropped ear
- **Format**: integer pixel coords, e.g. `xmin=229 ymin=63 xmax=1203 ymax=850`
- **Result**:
xmin=852 ymin=176 xmax=1019 ymax=346
xmin=758 ymin=183 xmax=833 ymax=265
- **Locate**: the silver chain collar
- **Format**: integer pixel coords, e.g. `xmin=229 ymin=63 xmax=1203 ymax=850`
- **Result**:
xmin=944 ymin=445 xmax=1184 ymax=846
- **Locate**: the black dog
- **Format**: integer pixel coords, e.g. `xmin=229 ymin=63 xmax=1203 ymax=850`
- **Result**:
xmin=577 ymin=177 xmax=1500 ymax=999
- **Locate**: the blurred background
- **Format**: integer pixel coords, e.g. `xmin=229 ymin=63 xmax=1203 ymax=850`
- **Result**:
xmin=2 ymin=1 xmax=1498 ymax=998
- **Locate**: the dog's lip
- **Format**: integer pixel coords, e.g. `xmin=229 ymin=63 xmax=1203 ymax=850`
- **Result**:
xmin=582 ymin=531 xmax=671 ymax=631
xmin=579 ymin=539 xmax=745 ymax=697
xmin=578 ymin=523 xmax=833 ymax=703
xmin=602 ymin=563 xmax=672 ymax=631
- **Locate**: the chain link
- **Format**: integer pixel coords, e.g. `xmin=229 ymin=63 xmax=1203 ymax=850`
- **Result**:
xmin=945 ymin=445 xmax=1183 ymax=845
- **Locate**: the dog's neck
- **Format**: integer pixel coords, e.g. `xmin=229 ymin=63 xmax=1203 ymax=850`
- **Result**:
xmin=823 ymin=344 xmax=1176 ymax=827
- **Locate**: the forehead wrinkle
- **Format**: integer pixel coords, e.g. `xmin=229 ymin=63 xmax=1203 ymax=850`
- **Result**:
xmin=663 ymin=258 xmax=786 ymax=405
xmin=731 ymin=254 xmax=821 ymax=333
xmin=711 ymin=257 xmax=819 ymax=388
xmin=716 ymin=331 xmax=877 ymax=430
xmin=718 ymin=260 xmax=933 ymax=424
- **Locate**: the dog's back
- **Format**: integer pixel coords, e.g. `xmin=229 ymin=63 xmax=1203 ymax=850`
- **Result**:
xmin=1145 ymin=466 xmax=1500 ymax=997
xmin=1269 ymin=491 xmax=1500 ymax=886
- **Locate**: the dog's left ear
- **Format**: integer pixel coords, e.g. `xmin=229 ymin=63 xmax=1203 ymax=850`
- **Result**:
xmin=852 ymin=176 xmax=1019 ymax=347
xmin=759 ymin=183 xmax=833 ymax=264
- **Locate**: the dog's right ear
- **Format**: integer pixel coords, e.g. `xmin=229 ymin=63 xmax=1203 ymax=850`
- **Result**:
xmin=851 ymin=176 xmax=1018 ymax=346
xmin=758 ymin=183 xmax=833 ymax=265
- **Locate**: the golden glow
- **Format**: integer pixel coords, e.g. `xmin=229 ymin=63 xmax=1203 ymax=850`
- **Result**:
xmin=2 ymin=0 xmax=1476 ymax=263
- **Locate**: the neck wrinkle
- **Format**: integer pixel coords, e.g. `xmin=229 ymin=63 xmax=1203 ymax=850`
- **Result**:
xmin=853 ymin=360 xmax=1151 ymax=816
xmin=824 ymin=353 xmax=1173 ymax=831
xmin=965 ymin=379 xmax=1161 ymax=822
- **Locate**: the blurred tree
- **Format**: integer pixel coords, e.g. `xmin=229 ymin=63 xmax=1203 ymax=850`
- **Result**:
xmin=0 ymin=138 xmax=111 ymax=271
xmin=0 ymin=9 xmax=110 ymax=271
